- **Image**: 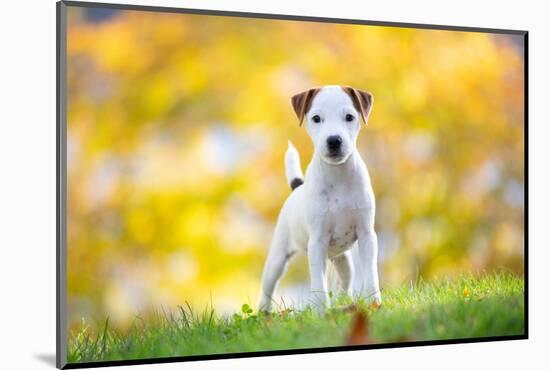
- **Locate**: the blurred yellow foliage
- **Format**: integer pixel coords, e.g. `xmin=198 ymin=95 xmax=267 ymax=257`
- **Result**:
xmin=66 ymin=8 xmax=524 ymax=329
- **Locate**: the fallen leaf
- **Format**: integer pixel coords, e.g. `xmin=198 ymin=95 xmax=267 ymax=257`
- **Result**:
xmin=279 ymin=308 xmax=293 ymax=320
xmin=345 ymin=311 xmax=374 ymax=346
xmin=371 ymin=300 xmax=382 ymax=310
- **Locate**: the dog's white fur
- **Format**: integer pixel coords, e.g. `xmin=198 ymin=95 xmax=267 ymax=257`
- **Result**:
xmin=258 ymin=85 xmax=381 ymax=312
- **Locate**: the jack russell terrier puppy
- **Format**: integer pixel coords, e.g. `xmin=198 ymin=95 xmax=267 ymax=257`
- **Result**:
xmin=258 ymin=85 xmax=381 ymax=313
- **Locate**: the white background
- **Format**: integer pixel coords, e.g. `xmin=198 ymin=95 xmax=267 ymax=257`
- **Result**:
xmin=0 ymin=0 xmax=547 ymax=369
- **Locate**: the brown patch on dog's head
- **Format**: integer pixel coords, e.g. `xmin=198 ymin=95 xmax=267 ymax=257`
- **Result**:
xmin=341 ymin=87 xmax=374 ymax=124
xmin=291 ymin=87 xmax=321 ymax=125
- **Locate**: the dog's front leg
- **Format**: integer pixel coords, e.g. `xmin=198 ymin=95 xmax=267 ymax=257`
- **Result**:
xmin=357 ymin=225 xmax=382 ymax=307
xmin=307 ymin=235 xmax=329 ymax=312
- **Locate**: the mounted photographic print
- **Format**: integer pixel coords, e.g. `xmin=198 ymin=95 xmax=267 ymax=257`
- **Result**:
xmin=56 ymin=1 xmax=528 ymax=368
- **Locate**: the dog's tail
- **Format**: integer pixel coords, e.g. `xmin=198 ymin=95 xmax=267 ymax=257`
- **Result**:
xmin=285 ymin=141 xmax=304 ymax=191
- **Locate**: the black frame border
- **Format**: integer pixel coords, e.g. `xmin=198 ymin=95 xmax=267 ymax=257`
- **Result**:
xmin=56 ymin=1 xmax=529 ymax=369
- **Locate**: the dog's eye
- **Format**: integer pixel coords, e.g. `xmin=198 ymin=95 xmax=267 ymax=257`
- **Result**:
xmin=345 ymin=114 xmax=355 ymax=122
xmin=312 ymin=115 xmax=321 ymax=123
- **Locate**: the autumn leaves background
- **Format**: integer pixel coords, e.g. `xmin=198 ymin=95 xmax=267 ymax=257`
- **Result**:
xmin=66 ymin=6 xmax=525 ymax=337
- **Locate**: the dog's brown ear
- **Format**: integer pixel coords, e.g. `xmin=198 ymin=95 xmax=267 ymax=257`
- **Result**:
xmin=342 ymin=87 xmax=374 ymax=124
xmin=291 ymin=88 xmax=320 ymax=126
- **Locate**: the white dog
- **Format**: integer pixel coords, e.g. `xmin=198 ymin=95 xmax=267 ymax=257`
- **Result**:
xmin=258 ymin=85 xmax=382 ymax=313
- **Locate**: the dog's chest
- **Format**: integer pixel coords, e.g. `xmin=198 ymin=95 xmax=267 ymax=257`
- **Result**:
xmin=326 ymin=217 xmax=358 ymax=257
xmin=315 ymin=180 xmax=372 ymax=213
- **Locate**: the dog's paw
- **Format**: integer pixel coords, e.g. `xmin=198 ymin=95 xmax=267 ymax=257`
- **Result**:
xmin=257 ymin=295 xmax=273 ymax=313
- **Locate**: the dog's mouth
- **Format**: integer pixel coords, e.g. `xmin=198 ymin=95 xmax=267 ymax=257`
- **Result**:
xmin=322 ymin=151 xmax=349 ymax=165
xmin=328 ymin=151 xmax=343 ymax=160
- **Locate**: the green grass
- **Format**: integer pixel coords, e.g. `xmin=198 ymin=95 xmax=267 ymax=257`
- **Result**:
xmin=67 ymin=273 xmax=525 ymax=364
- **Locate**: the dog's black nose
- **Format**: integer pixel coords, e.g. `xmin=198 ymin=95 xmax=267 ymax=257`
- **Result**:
xmin=326 ymin=136 xmax=343 ymax=152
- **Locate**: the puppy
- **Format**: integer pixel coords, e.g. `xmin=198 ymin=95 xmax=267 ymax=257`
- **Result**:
xmin=258 ymin=85 xmax=381 ymax=312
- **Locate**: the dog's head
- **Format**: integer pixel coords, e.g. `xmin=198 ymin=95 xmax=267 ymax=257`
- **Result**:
xmin=291 ymin=85 xmax=373 ymax=165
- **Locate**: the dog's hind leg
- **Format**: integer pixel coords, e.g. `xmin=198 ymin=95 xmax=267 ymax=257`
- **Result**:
xmin=331 ymin=250 xmax=354 ymax=296
xmin=258 ymin=222 xmax=294 ymax=312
